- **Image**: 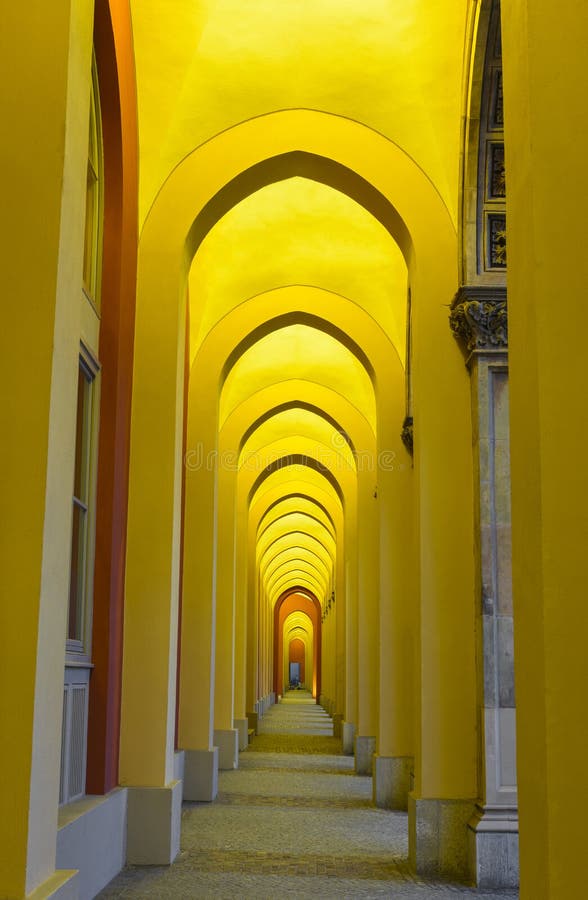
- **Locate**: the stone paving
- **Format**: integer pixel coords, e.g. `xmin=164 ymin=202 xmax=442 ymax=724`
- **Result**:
xmin=99 ymin=695 xmax=519 ymax=899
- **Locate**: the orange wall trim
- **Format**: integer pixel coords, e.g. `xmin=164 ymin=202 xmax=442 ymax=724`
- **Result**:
xmin=86 ymin=0 xmax=139 ymax=796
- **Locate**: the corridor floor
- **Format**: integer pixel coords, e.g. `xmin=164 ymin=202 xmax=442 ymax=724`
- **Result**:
xmin=99 ymin=694 xmax=519 ymax=899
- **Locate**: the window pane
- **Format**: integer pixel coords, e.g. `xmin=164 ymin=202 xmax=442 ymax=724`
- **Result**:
xmin=82 ymin=162 xmax=97 ymax=295
xmin=83 ymin=59 xmax=103 ymax=310
xmin=73 ymin=369 xmax=84 ymax=500
xmin=68 ymin=359 xmax=93 ymax=647
xmin=73 ymin=364 xmax=92 ymax=503
xmin=68 ymin=500 xmax=87 ymax=641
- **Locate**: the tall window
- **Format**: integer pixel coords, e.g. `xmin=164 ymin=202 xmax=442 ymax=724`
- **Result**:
xmin=67 ymin=356 xmax=97 ymax=655
xmin=61 ymin=351 xmax=99 ymax=805
xmin=61 ymin=54 xmax=103 ymax=807
xmin=82 ymin=59 xmax=103 ymax=307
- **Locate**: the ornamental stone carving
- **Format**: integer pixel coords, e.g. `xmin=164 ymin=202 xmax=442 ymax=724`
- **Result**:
xmin=401 ymin=416 xmax=413 ymax=455
xmin=450 ymin=287 xmax=508 ymax=356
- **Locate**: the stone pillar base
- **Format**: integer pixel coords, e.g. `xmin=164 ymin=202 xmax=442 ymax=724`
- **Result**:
xmin=259 ymin=693 xmax=274 ymax=713
xmin=247 ymin=710 xmax=258 ymax=735
xmin=468 ymin=805 xmax=519 ymax=888
xmin=408 ymin=793 xmax=475 ymax=882
xmin=57 ymin=787 xmax=127 ymax=897
xmin=183 ymin=748 xmax=219 ymax=802
xmin=233 ymin=717 xmax=249 ymax=751
xmin=173 ymin=750 xmax=185 ymax=781
xmin=332 ymin=713 xmax=343 ymax=738
xmin=373 ymin=755 xmax=413 ymax=810
xmin=355 ymin=735 xmax=376 ymax=775
xmin=342 ymin=721 xmax=355 ymax=755
xmin=127 ymin=780 xmax=182 ymax=865
xmin=28 ymin=870 xmax=79 ymax=899
xmin=214 ymin=728 xmax=239 ymax=769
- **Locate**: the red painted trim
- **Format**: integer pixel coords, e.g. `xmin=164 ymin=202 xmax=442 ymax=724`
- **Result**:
xmin=86 ymin=0 xmax=139 ymax=795
xmin=273 ymin=588 xmax=322 ymax=700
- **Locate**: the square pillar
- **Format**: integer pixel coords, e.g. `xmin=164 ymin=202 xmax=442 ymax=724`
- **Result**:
xmin=373 ymin=755 xmax=413 ymax=810
xmin=214 ymin=728 xmax=239 ymax=769
xmin=127 ymin=781 xmax=182 ymax=865
xmin=355 ymin=735 xmax=376 ymax=775
xmin=342 ymin=721 xmax=355 ymax=755
xmin=183 ymin=748 xmax=219 ymax=802
xmin=451 ymin=288 xmax=518 ymax=888
xmin=409 ymin=794 xmax=475 ymax=882
xmin=234 ymin=717 xmax=249 ymax=751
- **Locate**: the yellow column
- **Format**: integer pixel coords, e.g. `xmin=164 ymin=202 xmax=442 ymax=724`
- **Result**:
xmin=178 ymin=380 xmax=218 ymax=799
xmin=321 ymin=603 xmax=329 ymax=706
xmin=260 ymin=575 xmax=266 ymax=710
xmin=333 ymin=542 xmax=346 ymax=735
xmin=326 ymin=601 xmax=334 ymax=708
xmin=329 ymin=595 xmax=337 ymax=709
xmin=355 ymin=468 xmax=380 ymax=774
xmin=213 ymin=460 xmax=239 ymax=768
xmin=502 ymin=3 xmax=588 ymax=897
xmin=0 ymin=2 xmax=93 ymax=895
xmin=120 ymin=279 xmax=185 ymax=857
xmin=263 ymin=578 xmax=271 ymax=706
xmin=374 ymin=401 xmax=416 ymax=810
xmin=246 ymin=532 xmax=259 ymax=718
xmin=342 ymin=532 xmax=358 ymax=754
xmin=408 ymin=264 xmax=477 ymax=881
xmin=233 ymin=502 xmax=249 ymax=750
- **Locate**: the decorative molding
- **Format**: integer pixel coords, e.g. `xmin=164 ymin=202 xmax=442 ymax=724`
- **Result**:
xmin=488 ymin=143 xmax=505 ymax=199
xmin=488 ymin=213 xmax=507 ymax=268
xmin=491 ymin=69 xmax=504 ymax=129
xmin=401 ymin=416 xmax=414 ymax=455
xmin=450 ymin=287 xmax=508 ymax=356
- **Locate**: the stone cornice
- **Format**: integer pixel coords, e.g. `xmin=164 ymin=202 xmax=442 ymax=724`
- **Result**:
xmin=450 ymin=285 xmax=508 ymax=357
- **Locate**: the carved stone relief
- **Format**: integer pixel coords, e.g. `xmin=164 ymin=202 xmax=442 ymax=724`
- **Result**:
xmin=450 ymin=288 xmax=508 ymax=355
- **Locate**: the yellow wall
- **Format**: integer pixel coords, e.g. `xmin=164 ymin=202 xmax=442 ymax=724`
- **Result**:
xmin=0 ymin=1 xmax=95 ymax=895
xmin=189 ymin=178 xmax=407 ymax=360
xmin=503 ymin=1 xmax=588 ymax=896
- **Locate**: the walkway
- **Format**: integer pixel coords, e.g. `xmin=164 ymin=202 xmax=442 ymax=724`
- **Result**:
xmin=99 ymin=695 xmax=519 ymax=899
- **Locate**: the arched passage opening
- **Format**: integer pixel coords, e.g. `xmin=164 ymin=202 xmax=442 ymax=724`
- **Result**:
xmin=121 ymin=107 xmax=475 ymax=886
xmin=274 ymin=589 xmax=322 ymax=700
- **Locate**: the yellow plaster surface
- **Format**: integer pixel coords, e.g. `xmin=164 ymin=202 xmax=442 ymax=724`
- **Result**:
xmin=220 ymin=325 xmax=376 ymax=429
xmin=131 ymin=0 xmax=469 ymax=225
xmin=189 ymin=178 xmax=407 ymax=359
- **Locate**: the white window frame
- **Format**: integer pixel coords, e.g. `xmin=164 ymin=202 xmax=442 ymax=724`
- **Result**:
xmin=65 ymin=345 xmax=100 ymax=663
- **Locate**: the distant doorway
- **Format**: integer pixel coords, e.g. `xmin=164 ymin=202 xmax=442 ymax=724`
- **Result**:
xmin=289 ymin=662 xmax=300 ymax=686
xmin=274 ymin=589 xmax=322 ymax=699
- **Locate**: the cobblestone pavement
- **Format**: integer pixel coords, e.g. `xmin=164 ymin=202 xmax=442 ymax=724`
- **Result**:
xmin=99 ymin=697 xmax=519 ymax=899
xmin=257 ymin=692 xmax=334 ymax=735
